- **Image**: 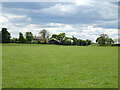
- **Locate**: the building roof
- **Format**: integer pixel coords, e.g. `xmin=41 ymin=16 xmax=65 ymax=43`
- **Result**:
xmin=49 ymin=39 xmax=61 ymax=44
xmin=33 ymin=36 xmax=44 ymax=41
xmin=49 ymin=38 xmax=61 ymax=43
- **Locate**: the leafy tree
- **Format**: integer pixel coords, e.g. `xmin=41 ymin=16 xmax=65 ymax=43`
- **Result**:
xmin=72 ymin=36 xmax=77 ymax=45
xmin=50 ymin=33 xmax=66 ymax=44
xmin=51 ymin=34 xmax=58 ymax=39
xmin=39 ymin=29 xmax=50 ymax=44
xmin=57 ymin=33 xmax=66 ymax=44
xmin=86 ymin=39 xmax=92 ymax=45
xmin=11 ymin=38 xmax=19 ymax=43
xmin=96 ymin=34 xmax=114 ymax=46
xmin=63 ymin=39 xmax=71 ymax=45
xmin=96 ymin=36 xmax=106 ymax=45
xmin=19 ymin=32 xmax=26 ymax=43
xmin=81 ymin=40 xmax=86 ymax=46
xmin=106 ymin=38 xmax=114 ymax=44
xmin=100 ymin=34 xmax=109 ymax=39
xmin=77 ymin=39 xmax=82 ymax=46
xmin=1 ymin=28 xmax=11 ymax=43
xmin=63 ymin=37 xmax=72 ymax=45
xmin=25 ymin=32 xmax=33 ymax=43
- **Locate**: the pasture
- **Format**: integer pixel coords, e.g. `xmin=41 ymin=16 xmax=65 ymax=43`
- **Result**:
xmin=2 ymin=44 xmax=118 ymax=88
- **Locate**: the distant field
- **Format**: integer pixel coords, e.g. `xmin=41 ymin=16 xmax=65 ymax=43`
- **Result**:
xmin=2 ymin=44 xmax=118 ymax=88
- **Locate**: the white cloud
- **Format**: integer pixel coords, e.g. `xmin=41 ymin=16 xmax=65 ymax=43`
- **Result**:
xmin=97 ymin=2 xmax=118 ymax=19
xmin=0 ymin=14 xmax=32 ymax=37
xmin=40 ymin=4 xmax=77 ymax=16
xmin=3 ymin=13 xmax=32 ymax=23
xmin=1 ymin=2 xmax=118 ymax=43
xmin=33 ymin=23 xmax=118 ymax=42
xmin=1 ymin=14 xmax=118 ymax=42
xmin=95 ymin=20 xmax=118 ymax=27
xmin=1 ymin=0 xmax=120 ymax=2
xmin=74 ymin=0 xmax=92 ymax=6
xmin=0 ymin=16 xmax=13 ymax=29
xmin=0 ymin=16 xmax=9 ymax=23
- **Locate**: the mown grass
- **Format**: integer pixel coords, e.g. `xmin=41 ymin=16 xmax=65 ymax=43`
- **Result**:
xmin=2 ymin=44 xmax=118 ymax=88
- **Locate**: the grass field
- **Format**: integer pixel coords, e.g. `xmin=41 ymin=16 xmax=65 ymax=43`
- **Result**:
xmin=2 ymin=44 xmax=118 ymax=88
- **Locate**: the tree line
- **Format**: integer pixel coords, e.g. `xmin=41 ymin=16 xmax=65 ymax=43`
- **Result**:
xmin=50 ymin=33 xmax=92 ymax=46
xmin=0 ymin=28 xmax=116 ymax=46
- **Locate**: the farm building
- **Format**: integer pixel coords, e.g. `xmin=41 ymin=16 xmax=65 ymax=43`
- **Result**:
xmin=49 ymin=39 xmax=61 ymax=45
xmin=33 ymin=36 xmax=44 ymax=41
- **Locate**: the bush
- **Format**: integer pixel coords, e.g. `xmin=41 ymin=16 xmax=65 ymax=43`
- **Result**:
xmin=10 ymin=38 xmax=19 ymax=43
xmin=112 ymin=44 xmax=120 ymax=46
xmin=62 ymin=39 xmax=72 ymax=45
xmin=32 ymin=40 xmax=38 ymax=44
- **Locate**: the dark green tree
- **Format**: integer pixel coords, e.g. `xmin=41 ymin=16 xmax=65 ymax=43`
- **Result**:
xmin=1 ymin=28 xmax=11 ymax=43
xmin=19 ymin=32 xmax=26 ymax=43
xmin=11 ymin=38 xmax=19 ymax=43
xmin=96 ymin=36 xmax=106 ymax=45
xmin=57 ymin=33 xmax=66 ymax=44
xmin=63 ymin=37 xmax=72 ymax=45
xmin=25 ymin=32 xmax=33 ymax=43
xmin=72 ymin=36 xmax=77 ymax=45
xmin=77 ymin=39 xmax=82 ymax=46
xmin=86 ymin=39 xmax=92 ymax=45
xmin=100 ymin=34 xmax=109 ymax=39
xmin=81 ymin=40 xmax=86 ymax=46
xmin=106 ymin=38 xmax=114 ymax=44
xmin=51 ymin=34 xmax=58 ymax=39
xmin=96 ymin=34 xmax=114 ymax=46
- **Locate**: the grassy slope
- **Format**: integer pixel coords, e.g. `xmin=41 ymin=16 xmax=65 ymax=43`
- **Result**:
xmin=2 ymin=44 xmax=118 ymax=88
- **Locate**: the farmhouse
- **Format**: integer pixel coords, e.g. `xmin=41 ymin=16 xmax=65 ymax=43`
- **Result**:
xmin=33 ymin=36 xmax=44 ymax=41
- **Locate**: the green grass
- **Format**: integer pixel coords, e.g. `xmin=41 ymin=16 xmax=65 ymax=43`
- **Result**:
xmin=0 ymin=44 xmax=2 ymax=90
xmin=2 ymin=44 xmax=118 ymax=88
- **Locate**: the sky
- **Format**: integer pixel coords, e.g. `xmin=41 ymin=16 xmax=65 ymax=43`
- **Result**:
xmin=0 ymin=1 xmax=119 ymax=42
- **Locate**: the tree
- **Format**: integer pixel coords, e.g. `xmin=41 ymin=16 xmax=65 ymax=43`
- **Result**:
xmin=81 ymin=40 xmax=86 ymax=46
xmin=63 ymin=37 xmax=72 ymax=45
xmin=100 ymin=34 xmax=109 ymax=39
xmin=39 ymin=29 xmax=50 ymax=44
xmin=1 ymin=28 xmax=11 ymax=43
xmin=72 ymin=36 xmax=77 ymax=45
xmin=106 ymin=38 xmax=114 ymax=44
xmin=86 ymin=39 xmax=91 ymax=45
xmin=50 ymin=33 xmax=66 ymax=44
xmin=19 ymin=32 xmax=26 ymax=43
xmin=25 ymin=32 xmax=33 ymax=43
xmin=57 ymin=33 xmax=66 ymax=44
xmin=96 ymin=36 xmax=106 ymax=45
xmin=11 ymin=38 xmax=19 ymax=43
xmin=77 ymin=39 xmax=82 ymax=46
xmin=96 ymin=34 xmax=114 ymax=46
xmin=51 ymin=34 xmax=58 ymax=39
